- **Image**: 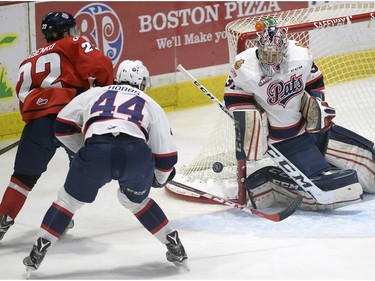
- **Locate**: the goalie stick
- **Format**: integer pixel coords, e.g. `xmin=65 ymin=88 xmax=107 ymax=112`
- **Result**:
xmin=176 ymin=64 xmax=336 ymax=205
xmin=168 ymin=180 xmax=302 ymax=222
xmin=0 ymin=140 xmax=19 ymax=155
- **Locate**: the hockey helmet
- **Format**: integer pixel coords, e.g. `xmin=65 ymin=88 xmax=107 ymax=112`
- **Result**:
xmin=41 ymin=12 xmax=80 ymax=42
xmin=115 ymin=60 xmax=151 ymax=91
xmin=256 ymin=18 xmax=288 ymax=76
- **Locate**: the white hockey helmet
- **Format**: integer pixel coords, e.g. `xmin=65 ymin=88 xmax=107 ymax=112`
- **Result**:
xmin=256 ymin=18 xmax=288 ymax=77
xmin=115 ymin=60 xmax=151 ymax=91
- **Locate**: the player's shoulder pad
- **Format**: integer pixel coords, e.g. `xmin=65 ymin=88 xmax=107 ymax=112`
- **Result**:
xmin=235 ymin=47 xmax=257 ymax=64
xmin=230 ymin=48 xmax=258 ymax=82
xmin=287 ymin=40 xmax=312 ymax=63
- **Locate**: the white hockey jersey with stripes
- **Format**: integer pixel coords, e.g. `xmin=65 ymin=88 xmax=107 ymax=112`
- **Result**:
xmin=55 ymin=84 xmax=177 ymax=158
xmin=225 ymin=40 xmax=324 ymax=143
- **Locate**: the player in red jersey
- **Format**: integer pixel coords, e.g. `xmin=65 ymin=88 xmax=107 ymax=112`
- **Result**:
xmin=0 ymin=11 xmax=113 ymax=241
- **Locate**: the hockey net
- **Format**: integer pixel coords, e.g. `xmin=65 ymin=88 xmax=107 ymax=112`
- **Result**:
xmin=166 ymin=3 xmax=375 ymax=204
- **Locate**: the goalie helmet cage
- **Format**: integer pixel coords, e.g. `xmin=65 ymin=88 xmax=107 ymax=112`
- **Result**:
xmin=166 ymin=3 xmax=375 ymax=205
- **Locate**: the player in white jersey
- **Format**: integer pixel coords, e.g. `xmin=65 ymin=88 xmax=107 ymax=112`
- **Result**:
xmin=22 ymin=60 xmax=187 ymax=276
xmin=224 ymin=18 xmax=374 ymax=210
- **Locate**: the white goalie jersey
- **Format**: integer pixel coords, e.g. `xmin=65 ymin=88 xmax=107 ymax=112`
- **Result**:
xmin=224 ymin=40 xmax=324 ymax=144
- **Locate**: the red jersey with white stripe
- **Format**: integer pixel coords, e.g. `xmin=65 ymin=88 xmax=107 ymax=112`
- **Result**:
xmin=224 ymin=40 xmax=325 ymax=143
xmin=15 ymin=36 xmax=113 ymax=122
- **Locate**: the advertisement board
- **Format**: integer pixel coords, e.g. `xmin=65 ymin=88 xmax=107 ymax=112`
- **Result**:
xmin=0 ymin=2 xmax=30 ymax=112
xmin=0 ymin=1 xmax=311 ymax=138
xmin=35 ymin=1 xmax=307 ymax=76
xmin=0 ymin=2 xmax=30 ymax=138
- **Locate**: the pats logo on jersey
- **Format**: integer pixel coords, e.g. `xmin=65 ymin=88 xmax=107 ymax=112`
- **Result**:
xmin=75 ymin=3 xmax=123 ymax=67
xmin=234 ymin=59 xmax=245 ymax=70
xmin=267 ymin=74 xmax=304 ymax=107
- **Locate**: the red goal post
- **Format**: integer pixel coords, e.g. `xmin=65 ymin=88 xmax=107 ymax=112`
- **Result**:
xmin=166 ymin=3 xmax=375 ymax=205
xmin=236 ymin=11 xmax=374 ymax=53
xmin=226 ymin=3 xmax=375 ymax=61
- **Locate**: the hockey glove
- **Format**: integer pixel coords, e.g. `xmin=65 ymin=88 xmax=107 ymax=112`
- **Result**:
xmin=152 ymin=168 xmax=176 ymax=188
xmin=301 ymin=91 xmax=336 ymax=133
xmin=308 ymin=97 xmax=336 ymax=133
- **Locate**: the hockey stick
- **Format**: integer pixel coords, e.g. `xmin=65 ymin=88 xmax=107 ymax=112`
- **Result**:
xmin=176 ymin=64 xmax=335 ymax=205
xmin=0 ymin=140 xmax=19 ymax=155
xmin=169 ymin=180 xmax=302 ymax=222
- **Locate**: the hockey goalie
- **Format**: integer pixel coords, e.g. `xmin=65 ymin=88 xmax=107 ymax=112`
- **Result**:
xmin=224 ymin=18 xmax=374 ymax=211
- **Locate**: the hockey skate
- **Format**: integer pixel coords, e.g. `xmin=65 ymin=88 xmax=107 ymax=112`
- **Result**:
xmin=0 ymin=215 xmax=14 ymax=241
xmin=23 ymin=237 xmax=51 ymax=278
xmin=165 ymin=230 xmax=188 ymax=267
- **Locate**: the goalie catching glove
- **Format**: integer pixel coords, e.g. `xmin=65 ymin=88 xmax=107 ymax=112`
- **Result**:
xmin=301 ymin=90 xmax=336 ymax=133
xmin=152 ymin=167 xmax=176 ymax=188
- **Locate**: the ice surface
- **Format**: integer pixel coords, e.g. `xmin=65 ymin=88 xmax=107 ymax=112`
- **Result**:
xmin=1 ymin=104 xmax=375 ymax=280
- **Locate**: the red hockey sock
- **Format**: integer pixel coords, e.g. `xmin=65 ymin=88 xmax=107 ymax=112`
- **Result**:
xmin=0 ymin=179 xmax=30 ymax=219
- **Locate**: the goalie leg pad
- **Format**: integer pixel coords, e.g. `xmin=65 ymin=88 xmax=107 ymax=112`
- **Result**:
xmin=269 ymin=165 xmax=362 ymax=192
xmin=233 ymin=108 xmax=268 ymax=161
xmin=246 ymin=166 xmax=323 ymax=210
xmin=325 ymin=124 xmax=375 ymax=193
xmin=272 ymin=183 xmax=362 ymax=211
xmin=312 ymin=169 xmax=359 ymax=191
xmin=245 ymin=166 xmax=276 ymax=209
xmin=249 ymin=166 xmax=363 ymax=211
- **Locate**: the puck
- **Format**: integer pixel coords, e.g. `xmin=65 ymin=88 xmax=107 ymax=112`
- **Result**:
xmin=212 ymin=162 xmax=224 ymax=173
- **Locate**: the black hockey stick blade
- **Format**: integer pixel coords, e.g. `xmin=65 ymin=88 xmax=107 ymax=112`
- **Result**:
xmin=269 ymin=194 xmax=303 ymax=221
xmin=0 ymin=140 xmax=20 ymax=155
xmin=230 ymin=194 xmax=302 ymax=222
xmin=168 ymin=180 xmax=302 ymax=222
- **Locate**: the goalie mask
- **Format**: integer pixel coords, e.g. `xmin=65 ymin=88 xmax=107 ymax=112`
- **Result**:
xmin=256 ymin=20 xmax=288 ymax=77
xmin=115 ymin=60 xmax=151 ymax=91
xmin=41 ymin=12 xmax=80 ymax=43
